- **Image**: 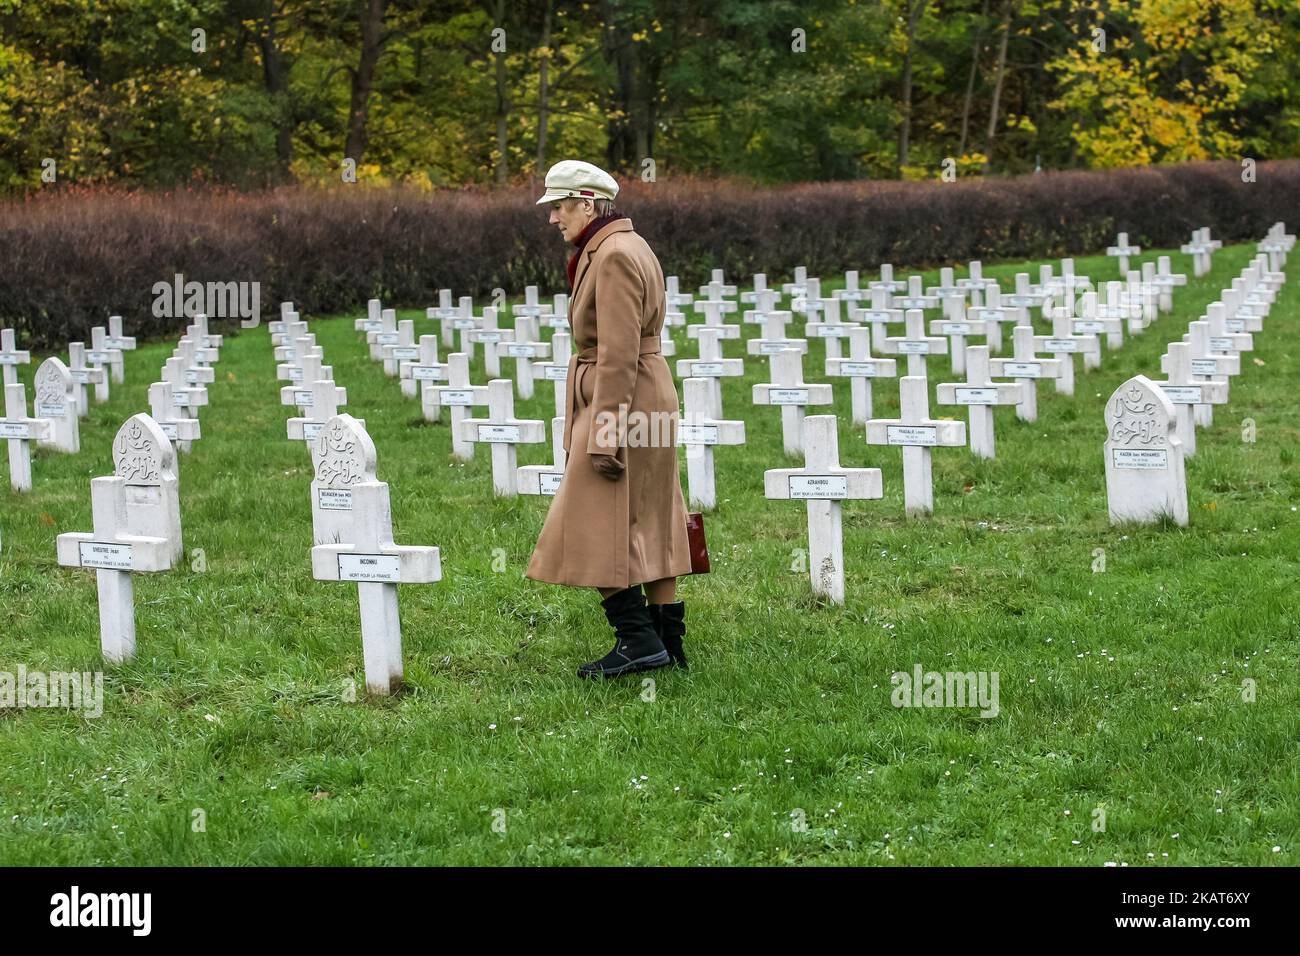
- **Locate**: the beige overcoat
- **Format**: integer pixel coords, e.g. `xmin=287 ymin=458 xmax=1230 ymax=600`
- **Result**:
xmin=526 ymin=219 xmax=693 ymax=589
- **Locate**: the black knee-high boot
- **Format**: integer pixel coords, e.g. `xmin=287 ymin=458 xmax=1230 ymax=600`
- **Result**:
xmin=579 ymin=587 xmax=671 ymax=679
xmin=652 ymin=601 xmax=688 ymax=669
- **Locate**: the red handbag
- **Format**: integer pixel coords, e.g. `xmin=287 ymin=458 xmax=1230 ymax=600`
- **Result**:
xmin=686 ymin=512 xmax=710 ymax=575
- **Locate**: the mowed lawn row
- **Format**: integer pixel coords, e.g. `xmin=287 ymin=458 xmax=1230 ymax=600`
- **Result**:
xmin=1 ymin=242 xmax=1296 ymax=865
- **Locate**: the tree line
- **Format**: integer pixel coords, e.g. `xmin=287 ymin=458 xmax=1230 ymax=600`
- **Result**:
xmin=1 ymin=0 xmax=1296 ymax=192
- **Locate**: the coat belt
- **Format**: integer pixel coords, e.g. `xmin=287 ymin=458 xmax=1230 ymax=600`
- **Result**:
xmin=564 ymin=335 xmax=662 ymax=453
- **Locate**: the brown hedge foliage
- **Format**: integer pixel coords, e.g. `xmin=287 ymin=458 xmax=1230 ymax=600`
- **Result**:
xmin=2 ymin=160 xmax=1296 ymax=350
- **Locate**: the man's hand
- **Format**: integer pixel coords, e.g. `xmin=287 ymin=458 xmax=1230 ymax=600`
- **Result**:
xmin=590 ymin=453 xmax=624 ymax=480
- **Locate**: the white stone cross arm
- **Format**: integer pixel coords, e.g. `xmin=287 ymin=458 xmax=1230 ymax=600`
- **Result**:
xmin=865 ymin=376 xmax=966 ymax=516
xmin=148 ymin=381 xmax=202 ymax=445
xmin=679 ymin=377 xmax=746 ymax=511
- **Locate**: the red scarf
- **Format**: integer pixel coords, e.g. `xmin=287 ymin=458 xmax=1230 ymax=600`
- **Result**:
xmin=566 ymin=213 xmax=628 ymax=288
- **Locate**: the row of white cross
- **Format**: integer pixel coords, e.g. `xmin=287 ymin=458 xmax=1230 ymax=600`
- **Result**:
xmin=1105 ymin=224 xmax=1292 ymax=527
xmin=0 ymin=316 xmax=136 ymax=490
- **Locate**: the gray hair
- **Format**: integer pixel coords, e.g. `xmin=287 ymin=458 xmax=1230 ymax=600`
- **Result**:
xmin=562 ymin=196 xmax=618 ymax=217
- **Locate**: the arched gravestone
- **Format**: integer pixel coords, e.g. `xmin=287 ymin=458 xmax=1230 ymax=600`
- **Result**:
xmin=1104 ymin=375 xmax=1188 ymax=526
xmin=113 ymin=413 xmax=183 ymax=562
xmin=35 ymin=357 xmax=80 ymax=454
xmin=311 ymin=413 xmax=376 ymax=547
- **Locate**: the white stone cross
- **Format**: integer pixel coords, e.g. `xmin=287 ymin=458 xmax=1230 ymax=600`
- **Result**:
xmin=1150 ymin=255 xmax=1186 ymax=312
xmin=34 ymin=357 xmax=80 ymax=454
xmin=665 ymin=275 xmax=694 ymax=310
xmin=968 ymin=283 xmax=1018 ymax=353
xmin=276 ymin=334 xmax=327 ymax=384
xmin=468 ymin=306 xmax=515 ymax=376
xmin=751 ymin=348 xmax=833 ymax=456
xmin=89 ymin=324 xmax=129 ymax=388
xmin=148 ymin=380 xmax=202 ymax=465
xmin=519 ymin=416 xmax=568 ymax=497
xmin=67 ymin=342 xmax=105 ymax=418
xmin=825 ymin=325 xmax=897 ymax=425
xmin=746 ymin=309 xmax=806 ymax=358
xmin=879 ymin=308 xmax=948 ymax=377
xmin=936 ymin=345 xmax=1022 ymax=459
xmin=742 ymin=273 xmax=779 ymax=305
xmin=955 ymin=260 xmax=994 ymax=305
xmin=1106 ymin=232 xmax=1140 ymax=275
xmin=1169 ymin=321 xmax=1240 ymax=429
xmin=378 ymin=319 xmax=417 ymax=379
xmin=833 ymin=270 xmax=867 ymax=306
xmin=678 ymin=326 xmax=744 ymax=421
xmin=309 ymin=414 xmax=441 ymax=696
xmin=269 ymin=301 xmax=297 ymax=337
xmin=427 ymin=290 xmax=456 ymax=347
xmin=1104 ymin=375 xmax=1188 ymax=526
xmin=366 ymin=309 xmax=401 ymax=369
xmin=929 ymin=295 xmax=988 ymax=376
xmin=511 ymin=286 xmax=546 ymax=322
xmin=851 ymin=287 xmax=904 ymax=354
xmin=532 ymin=331 xmax=571 ymax=420
xmin=805 ymin=295 xmax=854 ymax=360
xmin=1033 ymin=310 xmax=1097 ymax=396
xmin=869 ymin=263 xmax=907 ymax=294
xmin=742 ymin=288 xmax=783 ymax=326
xmin=782 ymin=265 xmax=810 ymax=298
xmin=103 ymin=315 xmax=138 ymax=384
xmin=540 ymin=292 xmax=570 ymax=330
xmin=288 ymin=377 xmax=356 ymax=443
xmin=499 ymin=314 xmax=550 ymax=399
xmin=0 ymin=328 xmax=30 ymax=387
xmin=1072 ymin=290 xmax=1123 ymax=356
xmin=764 ymin=414 xmax=882 ymax=604
xmin=988 ymin=325 xmax=1063 ymax=422
xmin=893 ymin=275 xmax=939 ymax=312
xmin=427 ymin=352 xmax=489 ymax=460
xmin=679 ymin=376 xmax=746 ymax=511
xmin=1203 ymin=301 xmax=1253 ymax=359
xmin=689 ymin=299 xmax=740 ymax=342
xmin=2 ymin=382 xmax=51 ymax=491
xmin=190 ymin=313 xmax=223 ymax=352
xmin=354 ymin=298 xmax=383 ymax=339
xmin=457 ymin=379 xmax=546 ymax=496
xmin=161 ymin=356 xmax=208 ymax=453
xmin=926 ymin=267 xmax=968 ymax=311
xmin=400 ymin=335 xmax=447 ymax=415
xmin=698 ymin=272 xmax=737 ymax=299
xmin=1181 ymin=227 xmax=1220 ymax=277
xmin=1153 ymin=341 xmax=1228 ymax=456
xmin=1001 ymin=272 xmax=1048 ymax=321
xmin=865 ymin=376 xmax=966 ymax=516
xmin=86 ymin=327 xmax=117 ymax=404
xmin=56 ymin=414 xmax=182 ymax=662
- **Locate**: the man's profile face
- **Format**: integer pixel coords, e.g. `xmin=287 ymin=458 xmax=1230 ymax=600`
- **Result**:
xmin=549 ymin=198 xmax=593 ymax=242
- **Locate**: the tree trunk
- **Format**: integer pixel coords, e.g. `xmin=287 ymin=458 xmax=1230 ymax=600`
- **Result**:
xmin=983 ymin=1 xmax=1013 ymax=171
xmin=897 ymin=0 xmax=924 ymax=173
xmin=536 ymin=0 xmax=552 ymax=178
xmin=958 ymin=0 xmax=990 ymax=158
xmin=255 ymin=9 xmax=293 ymax=183
xmin=493 ymin=0 xmax=510 ymax=185
xmin=344 ymin=0 xmax=388 ymax=167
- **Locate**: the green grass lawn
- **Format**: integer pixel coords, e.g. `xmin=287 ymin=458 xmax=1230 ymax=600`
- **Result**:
xmin=1 ymin=242 xmax=1296 ymax=865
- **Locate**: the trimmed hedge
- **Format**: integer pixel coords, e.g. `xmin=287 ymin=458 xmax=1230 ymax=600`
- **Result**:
xmin=2 ymin=160 xmax=1297 ymax=349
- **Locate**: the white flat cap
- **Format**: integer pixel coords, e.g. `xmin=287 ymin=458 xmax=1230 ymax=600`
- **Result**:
xmin=535 ymin=160 xmax=619 ymax=204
